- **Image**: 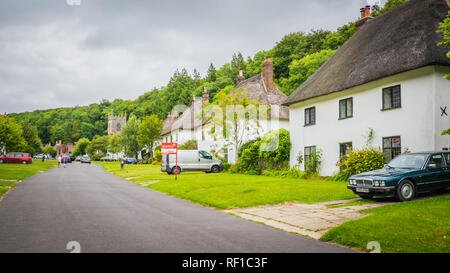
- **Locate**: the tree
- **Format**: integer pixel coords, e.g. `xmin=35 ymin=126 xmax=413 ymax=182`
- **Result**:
xmin=119 ymin=115 xmax=142 ymax=159
xmin=108 ymin=133 xmax=122 ymax=158
xmin=370 ymin=0 xmax=406 ymax=17
xmin=43 ymin=146 xmax=57 ymax=158
xmin=206 ymin=63 xmax=217 ymax=82
xmin=279 ymin=49 xmax=336 ymax=94
xmin=72 ymin=137 xmax=90 ymax=156
xmin=0 ymin=116 xmax=26 ymax=154
xmin=20 ymin=121 xmax=43 ymax=156
xmin=205 ymin=87 xmax=261 ymax=162
xmin=86 ymin=135 xmax=109 ymax=159
xmin=138 ymin=114 xmax=163 ymax=161
xmin=437 ymin=11 xmax=450 ymax=80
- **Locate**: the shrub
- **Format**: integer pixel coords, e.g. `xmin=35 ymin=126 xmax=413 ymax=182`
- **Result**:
xmin=43 ymin=146 xmax=57 ymax=158
xmin=92 ymin=153 xmax=105 ymax=161
xmin=237 ymin=141 xmax=261 ymax=174
xmin=305 ymin=149 xmax=323 ymax=175
xmin=334 ymin=147 xmax=386 ymax=181
xmin=259 ymin=128 xmax=291 ymax=170
xmin=154 ymin=149 xmax=162 ymax=162
xmin=222 ymin=162 xmax=231 ymax=171
xmin=178 ymin=139 xmax=198 ymax=150
xmin=238 ymin=137 xmax=261 ymax=158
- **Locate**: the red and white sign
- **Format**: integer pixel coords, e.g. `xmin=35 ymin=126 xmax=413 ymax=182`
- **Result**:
xmin=161 ymin=143 xmax=178 ymax=154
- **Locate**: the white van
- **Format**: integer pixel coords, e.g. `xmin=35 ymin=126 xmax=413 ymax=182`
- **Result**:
xmin=161 ymin=150 xmax=223 ymax=174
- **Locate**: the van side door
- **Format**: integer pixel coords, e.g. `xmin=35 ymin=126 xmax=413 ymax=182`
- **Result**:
xmin=198 ymin=151 xmax=213 ymax=171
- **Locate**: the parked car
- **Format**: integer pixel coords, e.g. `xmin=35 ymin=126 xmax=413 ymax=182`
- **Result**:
xmin=0 ymin=152 xmax=33 ymax=164
xmin=100 ymin=156 xmax=116 ymax=162
xmin=75 ymin=156 xmax=82 ymax=162
xmin=33 ymin=154 xmax=44 ymax=159
xmin=80 ymin=155 xmax=91 ymax=164
xmin=161 ymin=150 xmax=223 ymax=175
xmin=123 ymin=158 xmax=137 ymax=164
xmin=348 ymin=152 xmax=450 ymax=201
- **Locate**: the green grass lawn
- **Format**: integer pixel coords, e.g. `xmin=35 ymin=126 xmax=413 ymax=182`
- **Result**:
xmin=0 ymin=160 xmax=57 ymax=199
xmin=321 ymin=195 xmax=450 ymax=253
xmin=98 ymin=162 xmax=357 ymax=209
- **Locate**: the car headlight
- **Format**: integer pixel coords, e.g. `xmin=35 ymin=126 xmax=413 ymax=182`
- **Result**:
xmin=374 ymin=181 xmax=380 ymax=187
xmin=380 ymin=181 xmax=385 ymax=187
xmin=349 ymin=179 xmax=356 ymax=185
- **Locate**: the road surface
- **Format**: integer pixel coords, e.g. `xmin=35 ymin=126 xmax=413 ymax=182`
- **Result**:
xmin=0 ymin=162 xmax=354 ymax=253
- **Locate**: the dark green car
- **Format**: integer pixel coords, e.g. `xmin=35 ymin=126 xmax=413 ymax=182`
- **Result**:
xmin=348 ymin=152 xmax=450 ymax=201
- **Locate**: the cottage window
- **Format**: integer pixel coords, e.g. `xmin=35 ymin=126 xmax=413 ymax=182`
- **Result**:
xmin=339 ymin=98 xmax=353 ymax=119
xmin=383 ymin=136 xmax=401 ymax=161
xmin=305 ymin=107 xmax=316 ymax=126
xmin=382 ymin=85 xmax=401 ymax=110
xmin=304 ymin=146 xmax=316 ymax=167
xmin=339 ymin=142 xmax=352 ymax=157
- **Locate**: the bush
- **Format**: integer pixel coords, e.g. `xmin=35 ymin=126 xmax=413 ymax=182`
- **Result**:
xmin=222 ymin=162 xmax=231 ymax=171
xmin=178 ymin=139 xmax=198 ymax=150
xmin=238 ymin=137 xmax=261 ymax=158
xmin=305 ymin=149 xmax=323 ymax=175
xmin=334 ymin=147 xmax=386 ymax=181
xmin=259 ymin=129 xmax=291 ymax=170
xmin=237 ymin=141 xmax=261 ymax=174
xmin=43 ymin=146 xmax=57 ymax=158
xmin=154 ymin=149 xmax=162 ymax=162
xmin=92 ymin=153 xmax=105 ymax=161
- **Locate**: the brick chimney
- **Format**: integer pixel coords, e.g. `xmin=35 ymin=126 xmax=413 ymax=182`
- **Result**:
xmin=235 ymin=70 xmax=245 ymax=85
xmin=202 ymin=87 xmax=209 ymax=106
xmin=364 ymin=5 xmax=371 ymax=18
xmin=355 ymin=5 xmax=372 ymax=31
xmin=262 ymin=58 xmax=274 ymax=93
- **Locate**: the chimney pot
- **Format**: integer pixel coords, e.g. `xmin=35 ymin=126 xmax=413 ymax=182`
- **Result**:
xmin=235 ymin=69 xmax=246 ymax=85
xmin=365 ymin=5 xmax=371 ymax=18
xmin=360 ymin=8 xmax=365 ymax=19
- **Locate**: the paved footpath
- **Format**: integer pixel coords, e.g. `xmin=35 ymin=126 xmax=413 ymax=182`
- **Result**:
xmin=0 ymin=163 xmax=354 ymax=253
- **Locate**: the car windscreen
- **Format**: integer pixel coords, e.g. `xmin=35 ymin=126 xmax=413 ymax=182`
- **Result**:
xmin=388 ymin=154 xmax=427 ymax=169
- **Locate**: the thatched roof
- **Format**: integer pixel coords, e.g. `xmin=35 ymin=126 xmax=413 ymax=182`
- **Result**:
xmin=233 ymin=73 xmax=290 ymax=120
xmin=161 ymin=99 xmax=202 ymax=136
xmin=283 ymin=0 xmax=450 ymax=106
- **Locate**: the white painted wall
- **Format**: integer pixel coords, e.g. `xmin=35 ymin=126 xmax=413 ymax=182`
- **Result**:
xmin=289 ymin=65 xmax=450 ymax=176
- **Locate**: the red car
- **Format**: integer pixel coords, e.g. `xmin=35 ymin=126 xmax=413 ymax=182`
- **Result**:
xmin=0 ymin=152 xmax=33 ymax=164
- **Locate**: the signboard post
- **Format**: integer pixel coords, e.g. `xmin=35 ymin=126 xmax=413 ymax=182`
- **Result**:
xmin=161 ymin=143 xmax=178 ymax=180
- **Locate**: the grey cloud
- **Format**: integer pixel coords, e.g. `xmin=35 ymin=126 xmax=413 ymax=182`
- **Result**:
xmin=0 ymin=0 xmax=368 ymax=113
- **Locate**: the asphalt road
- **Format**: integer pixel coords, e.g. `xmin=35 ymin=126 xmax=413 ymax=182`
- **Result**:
xmin=0 ymin=162 xmax=354 ymax=253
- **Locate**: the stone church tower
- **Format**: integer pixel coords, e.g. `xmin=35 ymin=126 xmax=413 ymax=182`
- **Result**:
xmin=108 ymin=113 xmax=127 ymax=135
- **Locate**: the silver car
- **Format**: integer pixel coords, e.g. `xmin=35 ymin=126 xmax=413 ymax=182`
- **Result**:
xmin=161 ymin=150 xmax=223 ymax=175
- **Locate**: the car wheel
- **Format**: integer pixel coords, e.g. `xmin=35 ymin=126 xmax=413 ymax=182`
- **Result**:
xmin=396 ymin=180 xmax=416 ymax=201
xmin=172 ymin=166 xmax=181 ymax=175
xmin=22 ymin=161 xmax=27 ymax=164
xmin=211 ymin=165 xmax=220 ymax=173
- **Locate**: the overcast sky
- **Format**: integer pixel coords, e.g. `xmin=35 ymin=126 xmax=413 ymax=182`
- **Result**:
xmin=0 ymin=0 xmax=377 ymax=114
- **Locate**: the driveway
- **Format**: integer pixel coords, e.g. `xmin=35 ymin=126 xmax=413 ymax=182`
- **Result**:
xmin=0 ymin=162 xmax=354 ymax=253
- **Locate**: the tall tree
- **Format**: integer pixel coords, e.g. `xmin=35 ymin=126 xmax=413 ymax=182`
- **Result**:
xmin=205 ymin=87 xmax=261 ymax=161
xmin=138 ymin=114 xmax=164 ymax=161
xmin=206 ymin=63 xmax=217 ymax=82
xmin=20 ymin=121 xmax=43 ymax=156
xmin=72 ymin=137 xmax=90 ymax=156
xmin=119 ymin=115 xmax=142 ymax=159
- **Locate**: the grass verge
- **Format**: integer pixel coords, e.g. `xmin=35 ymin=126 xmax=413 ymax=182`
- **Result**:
xmin=320 ymin=195 xmax=450 ymax=253
xmin=0 ymin=160 xmax=57 ymax=199
xmin=98 ymin=162 xmax=357 ymax=209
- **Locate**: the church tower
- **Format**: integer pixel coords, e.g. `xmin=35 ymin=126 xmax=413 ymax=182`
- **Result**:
xmin=108 ymin=113 xmax=127 ymax=135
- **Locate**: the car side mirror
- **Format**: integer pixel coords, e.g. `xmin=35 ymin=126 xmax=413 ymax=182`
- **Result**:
xmin=427 ymin=163 xmax=437 ymax=169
